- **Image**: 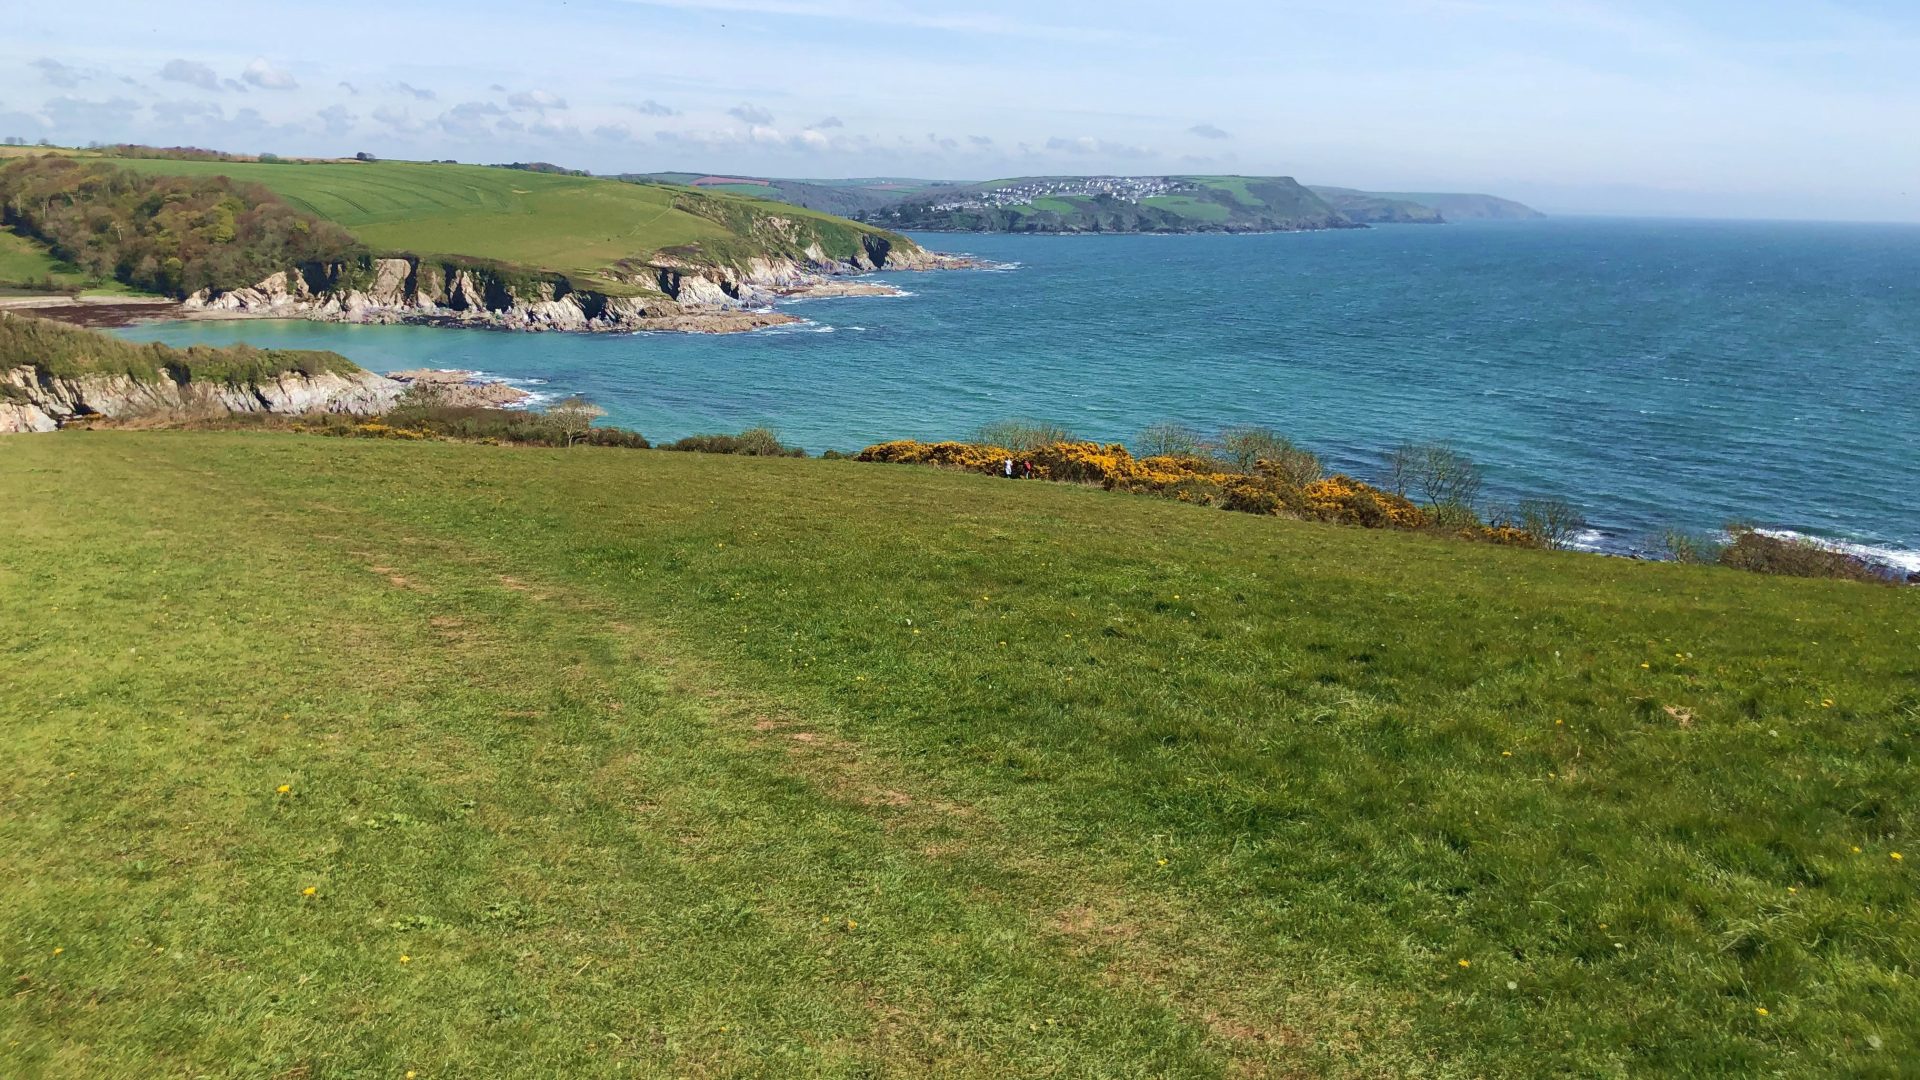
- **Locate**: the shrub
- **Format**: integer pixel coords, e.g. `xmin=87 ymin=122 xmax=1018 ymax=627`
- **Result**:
xmin=370 ymin=404 xmax=649 ymax=448
xmin=1301 ymin=475 xmax=1428 ymax=530
xmin=666 ymin=427 xmax=805 ymax=457
xmin=973 ymin=419 xmax=1074 ymax=452
xmin=1220 ymin=426 xmax=1323 ymax=487
xmin=1717 ymin=527 xmax=1898 ymax=583
xmin=1660 ymin=528 xmax=1723 ymax=565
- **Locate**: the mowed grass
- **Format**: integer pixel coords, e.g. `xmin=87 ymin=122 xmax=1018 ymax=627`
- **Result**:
xmin=105 ymin=159 xmax=875 ymax=283
xmin=2 ymin=432 xmax=1916 ymax=1077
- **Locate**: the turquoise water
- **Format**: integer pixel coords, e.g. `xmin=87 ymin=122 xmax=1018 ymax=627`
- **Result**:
xmin=118 ymin=219 xmax=1920 ymax=565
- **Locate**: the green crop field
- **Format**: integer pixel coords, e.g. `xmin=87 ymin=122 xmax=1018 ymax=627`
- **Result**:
xmin=2 ymin=431 xmax=1915 ymax=1077
xmin=105 ymin=159 xmax=893 ymax=283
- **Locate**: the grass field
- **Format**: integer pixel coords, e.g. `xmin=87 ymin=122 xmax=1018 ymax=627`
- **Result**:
xmin=0 ymin=226 xmax=147 ymax=297
xmin=2 ymin=432 xmax=1915 ymax=1077
xmin=105 ymin=159 xmax=896 ymax=284
xmin=1141 ymin=196 xmax=1232 ymax=223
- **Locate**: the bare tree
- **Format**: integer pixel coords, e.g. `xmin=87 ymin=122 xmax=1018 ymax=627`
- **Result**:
xmin=1135 ymin=422 xmax=1206 ymax=458
xmin=1385 ymin=442 xmax=1482 ymax=509
xmin=1519 ymin=498 xmax=1588 ymax=550
xmin=546 ymin=396 xmax=606 ymax=447
xmin=1220 ymin=425 xmax=1322 ymax=486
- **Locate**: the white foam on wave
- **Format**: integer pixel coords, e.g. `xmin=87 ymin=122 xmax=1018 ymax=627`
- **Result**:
xmin=979 ymin=260 xmax=1024 ymax=273
xmin=1755 ymin=529 xmax=1920 ymax=574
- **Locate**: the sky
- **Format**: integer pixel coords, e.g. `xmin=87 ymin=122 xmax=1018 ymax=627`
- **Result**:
xmin=4 ymin=0 xmax=1918 ymax=221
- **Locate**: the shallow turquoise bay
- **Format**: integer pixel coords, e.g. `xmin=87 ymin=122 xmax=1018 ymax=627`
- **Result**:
xmin=118 ymin=219 xmax=1920 ymax=563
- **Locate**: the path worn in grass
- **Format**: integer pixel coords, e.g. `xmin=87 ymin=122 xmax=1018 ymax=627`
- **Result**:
xmin=2 ymin=432 xmax=1915 ymax=1077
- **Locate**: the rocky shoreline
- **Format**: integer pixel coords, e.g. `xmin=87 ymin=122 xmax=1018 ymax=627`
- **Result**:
xmin=173 ymin=242 xmax=970 ymax=336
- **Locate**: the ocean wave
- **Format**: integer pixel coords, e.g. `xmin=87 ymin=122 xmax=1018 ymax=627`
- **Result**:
xmin=754 ymin=321 xmax=835 ymax=335
xmin=1754 ymin=529 xmax=1920 ymax=574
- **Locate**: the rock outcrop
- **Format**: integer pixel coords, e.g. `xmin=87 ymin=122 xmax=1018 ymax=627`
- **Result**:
xmin=1 ymin=363 xmax=402 ymax=433
xmin=179 ymin=243 xmax=971 ymax=335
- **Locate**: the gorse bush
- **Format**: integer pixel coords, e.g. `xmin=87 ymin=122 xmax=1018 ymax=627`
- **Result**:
xmin=859 ymin=439 xmax=1443 ymax=534
xmin=665 ymin=427 xmax=805 ymax=457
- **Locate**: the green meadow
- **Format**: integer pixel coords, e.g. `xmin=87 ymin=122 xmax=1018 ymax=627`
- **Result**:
xmin=2 ymin=431 xmax=1915 ymax=1077
xmin=104 ymin=158 xmax=894 ymax=282
xmin=0 ymin=226 xmax=146 ymax=296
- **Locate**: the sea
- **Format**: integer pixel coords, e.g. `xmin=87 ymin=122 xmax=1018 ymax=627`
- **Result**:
xmin=115 ymin=218 xmax=1920 ymax=567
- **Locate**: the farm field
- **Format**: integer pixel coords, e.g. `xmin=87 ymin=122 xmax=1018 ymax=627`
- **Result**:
xmin=1 ymin=431 xmax=1914 ymax=1077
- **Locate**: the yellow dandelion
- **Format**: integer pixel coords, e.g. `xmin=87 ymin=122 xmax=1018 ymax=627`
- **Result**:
xmin=276 ymin=784 xmax=291 ymax=794
xmin=52 ymin=947 xmax=63 ymax=956
xmin=399 ymin=954 xmax=411 ymax=964
xmin=1156 ymin=858 xmax=1168 ymax=866
xmin=846 ymin=919 xmax=857 ymax=930
xmin=302 ymin=886 xmax=317 ymax=897
xmin=1894 ymin=852 xmax=1905 ymax=861
xmin=821 ymin=915 xmax=830 ymax=924
xmin=1457 ymin=959 xmax=1470 ymax=968
xmin=407 ymin=1072 xmax=418 ymax=1079
xmin=1501 ymin=751 xmax=1512 ymax=757
xmin=1852 ymin=846 xmax=1863 ymax=854
xmin=1639 ymin=662 xmax=1651 ymax=669
xmin=1554 ymin=719 xmax=1564 ymax=726
xmin=1755 ymin=1007 xmax=1769 ymax=1016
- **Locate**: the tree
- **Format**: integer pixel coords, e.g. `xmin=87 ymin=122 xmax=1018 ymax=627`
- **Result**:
xmin=1519 ymin=497 xmax=1587 ymax=550
xmin=546 ymin=396 xmax=605 ymax=447
xmin=1219 ymin=425 xmax=1321 ymax=486
xmin=1385 ymin=441 xmax=1482 ymax=510
xmin=1135 ymin=422 xmax=1204 ymax=458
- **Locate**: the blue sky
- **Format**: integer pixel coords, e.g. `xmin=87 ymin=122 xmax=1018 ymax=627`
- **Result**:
xmin=5 ymin=0 xmax=1918 ymax=220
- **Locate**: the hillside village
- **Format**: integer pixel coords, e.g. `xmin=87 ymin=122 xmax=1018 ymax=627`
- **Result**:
xmin=926 ymin=175 xmax=1196 ymax=211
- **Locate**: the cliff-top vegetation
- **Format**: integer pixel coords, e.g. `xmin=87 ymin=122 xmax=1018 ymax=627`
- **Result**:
xmin=1 ymin=428 xmax=1913 ymax=1077
xmin=0 ymin=309 xmax=358 ymax=391
xmin=0 ymin=149 xmax=920 ymax=303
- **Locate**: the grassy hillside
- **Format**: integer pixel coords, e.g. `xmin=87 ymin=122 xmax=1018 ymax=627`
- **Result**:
xmin=1378 ymin=191 xmax=1546 ymax=220
xmin=0 ymin=226 xmax=150 ymax=297
xmin=1309 ymin=186 xmax=1447 ymax=224
xmin=869 ymin=175 xmax=1355 ymax=233
xmin=2 ymin=431 xmax=1914 ymax=1077
xmin=99 ymin=157 xmax=913 ymax=287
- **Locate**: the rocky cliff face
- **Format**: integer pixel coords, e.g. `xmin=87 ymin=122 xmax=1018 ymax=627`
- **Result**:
xmin=1 ymin=364 xmax=401 ymax=433
xmin=180 ymin=238 xmax=962 ymax=334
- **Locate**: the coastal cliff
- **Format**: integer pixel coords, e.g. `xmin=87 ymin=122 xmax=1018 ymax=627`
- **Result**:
xmin=180 ymin=236 xmax=960 ymax=334
xmin=0 ymin=311 xmax=399 ymax=433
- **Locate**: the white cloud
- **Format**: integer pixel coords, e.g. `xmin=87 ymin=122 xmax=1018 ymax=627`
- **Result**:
xmin=728 ymin=103 xmax=774 ymax=125
xmin=1188 ymin=123 xmax=1230 ymax=140
xmin=242 ymin=58 xmax=298 ymax=91
xmin=396 ymin=82 xmax=438 ymax=101
xmin=33 ymin=58 xmax=84 ymax=89
xmin=317 ymin=104 xmax=357 ymax=135
xmin=631 ymin=99 xmax=679 ymax=117
xmin=159 ymin=59 xmax=220 ymax=91
xmin=438 ymin=100 xmax=507 ymax=137
xmin=507 ymin=89 xmax=568 ymax=112
xmin=151 ymin=99 xmax=224 ymax=124
xmin=1046 ymin=135 xmax=1155 ymax=159
xmin=812 ymin=115 xmax=844 ymax=129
